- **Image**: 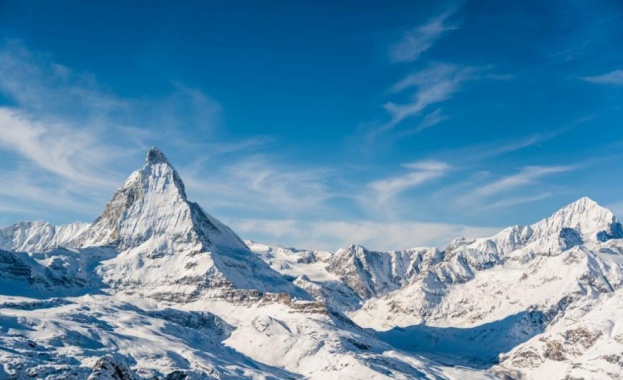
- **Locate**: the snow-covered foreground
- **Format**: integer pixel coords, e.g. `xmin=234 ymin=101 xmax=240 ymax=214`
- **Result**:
xmin=1 ymin=147 xmax=622 ymax=379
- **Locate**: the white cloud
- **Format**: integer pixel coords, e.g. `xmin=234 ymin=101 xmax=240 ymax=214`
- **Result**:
xmin=233 ymin=218 xmax=500 ymax=252
xmin=458 ymin=165 xmax=575 ymax=207
xmin=389 ymin=9 xmax=461 ymax=63
xmin=181 ymin=155 xmax=335 ymax=217
xmin=0 ymin=169 xmax=103 ymax=219
xmin=0 ymin=40 xmax=131 ymax=116
xmin=583 ymin=70 xmax=623 ymax=85
xmin=401 ymin=108 xmax=449 ymax=135
xmin=377 ymin=63 xmax=477 ymax=135
xmin=366 ymin=160 xmax=450 ymax=210
xmin=0 ymin=108 xmax=125 ymax=188
xmin=482 ymin=192 xmax=554 ymax=209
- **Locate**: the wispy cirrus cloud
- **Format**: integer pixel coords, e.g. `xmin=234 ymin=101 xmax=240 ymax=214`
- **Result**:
xmin=583 ymin=69 xmax=623 ymax=85
xmin=0 ymin=40 xmax=342 ymax=229
xmin=181 ymin=155 xmax=335 ymax=217
xmin=366 ymin=160 xmax=450 ymax=212
xmin=481 ymin=192 xmax=554 ymax=210
xmin=0 ymin=108 xmax=125 ymax=188
xmin=382 ymin=63 xmax=478 ymax=132
xmin=389 ymin=8 xmax=461 ymax=63
xmin=457 ymin=165 xmax=575 ymax=207
xmin=0 ymin=41 xmax=146 ymax=222
xmin=402 ymin=108 xmax=449 ymax=135
xmin=0 ymin=40 xmax=131 ymax=117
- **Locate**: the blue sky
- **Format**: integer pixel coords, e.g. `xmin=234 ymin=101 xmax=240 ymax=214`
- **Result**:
xmin=0 ymin=0 xmax=622 ymax=250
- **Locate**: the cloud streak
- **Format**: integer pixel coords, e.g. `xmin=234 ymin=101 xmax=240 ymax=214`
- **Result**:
xmin=181 ymin=155 xmax=335 ymax=218
xmin=368 ymin=63 xmax=478 ymax=140
xmin=0 ymin=108 xmax=125 ymax=188
xmin=458 ymin=165 xmax=575 ymax=207
xmin=389 ymin=8 xmax=461 ymax=63
xmin=358 ymin=160 xmax=452 ymax=217
xmin=368 ymin=160 xmax=450 ymax=207
xmin=583 ymin=70 xmax=623 ymax=85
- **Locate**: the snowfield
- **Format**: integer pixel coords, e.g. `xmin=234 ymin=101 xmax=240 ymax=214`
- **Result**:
xmin=1 ymin=147 xmax=622 ymax=379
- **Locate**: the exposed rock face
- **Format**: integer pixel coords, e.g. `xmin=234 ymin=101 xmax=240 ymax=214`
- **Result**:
xmin=88 ymin=355 xmax=137 ymax=380
xmin=0 ymin=249 xmax=32 ymax=281
xmin=325 ymin=245 xmax=441 ymax=299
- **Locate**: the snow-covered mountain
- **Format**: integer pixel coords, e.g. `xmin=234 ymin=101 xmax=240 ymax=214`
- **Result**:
xmin=1 ymin=147 xmax=622 ymax=379
xmin=248 ymin=197 xmax=623 ymax=379
xmin=0 ymin=221 xmax=89 ymax=253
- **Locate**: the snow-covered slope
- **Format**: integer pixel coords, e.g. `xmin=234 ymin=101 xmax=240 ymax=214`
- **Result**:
xmin=1 ymin=147 xmax=623 ymax=379
xmin=345 ymin=199 xmax=623 ymax=378
xmin=251 ymin=199 xmax=623 ymax=378
xmin=247 ymin=241 xmax=443 ymax=313
xmin=0 ymin=221 xmax=89 ymax=253
xmin=0 ymin=147 xmax=495 ymax=379
xmin=496 ymin=285 xmax=623 ymax=379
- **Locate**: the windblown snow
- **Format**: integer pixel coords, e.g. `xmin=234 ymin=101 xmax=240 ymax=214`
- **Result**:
xmin=1 ymin=147 xmax=622 ymax=379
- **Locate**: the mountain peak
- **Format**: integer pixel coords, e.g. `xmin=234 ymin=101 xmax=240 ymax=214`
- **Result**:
xmin=534 ymin=196 xmax=622 ymax=243
xmin=553 ymin=196 xmax=614 ymax=224
xmin=561 ymin=196 xmax=601 ymax=212
xmin=72 ymin=147 xmax=248 ymax=252
xmin=145 ymin=146 xmax=171 ymax=166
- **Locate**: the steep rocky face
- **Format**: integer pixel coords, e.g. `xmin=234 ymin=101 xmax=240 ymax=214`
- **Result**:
xmin=73 ymin=146 xmax=248 ymax=254
xmin=325 ymin=245 xmax=441 ymax=299
xmin=88 ymin=355 xmax=137 ymax=380
xmin=247 ymin=241 xmax=443 ymax=308
xmin=0 ymin=249 xmax=32 ymax=282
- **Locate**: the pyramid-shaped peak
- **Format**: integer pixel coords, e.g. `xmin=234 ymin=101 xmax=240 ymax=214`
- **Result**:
xmin=145 ymin=146 xmax=171 ymax=166
xmin=71 ymin=146 xmax=249 ymax=252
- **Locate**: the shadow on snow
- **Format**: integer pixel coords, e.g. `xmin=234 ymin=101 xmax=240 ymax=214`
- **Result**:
xmin=375 ymin=310 xmax=547 ymax=369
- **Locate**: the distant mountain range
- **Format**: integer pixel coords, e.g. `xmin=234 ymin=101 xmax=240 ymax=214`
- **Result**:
xmin=1 ymin=147 xmax=622 ymax=379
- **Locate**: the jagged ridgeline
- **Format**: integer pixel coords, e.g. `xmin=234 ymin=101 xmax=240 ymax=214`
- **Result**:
xmin=1 ymin=147 xmax=623 ymax=379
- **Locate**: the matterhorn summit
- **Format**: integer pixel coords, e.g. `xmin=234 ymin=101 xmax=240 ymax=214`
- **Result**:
xmin=74 ymin=146 xmax=248 ymax=253
xmin=71 ymin=147 xmax=305 ymax=300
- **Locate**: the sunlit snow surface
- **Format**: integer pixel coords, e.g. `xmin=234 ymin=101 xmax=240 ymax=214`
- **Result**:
xmin=1 ymin=149 xmax=623 ymax=379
